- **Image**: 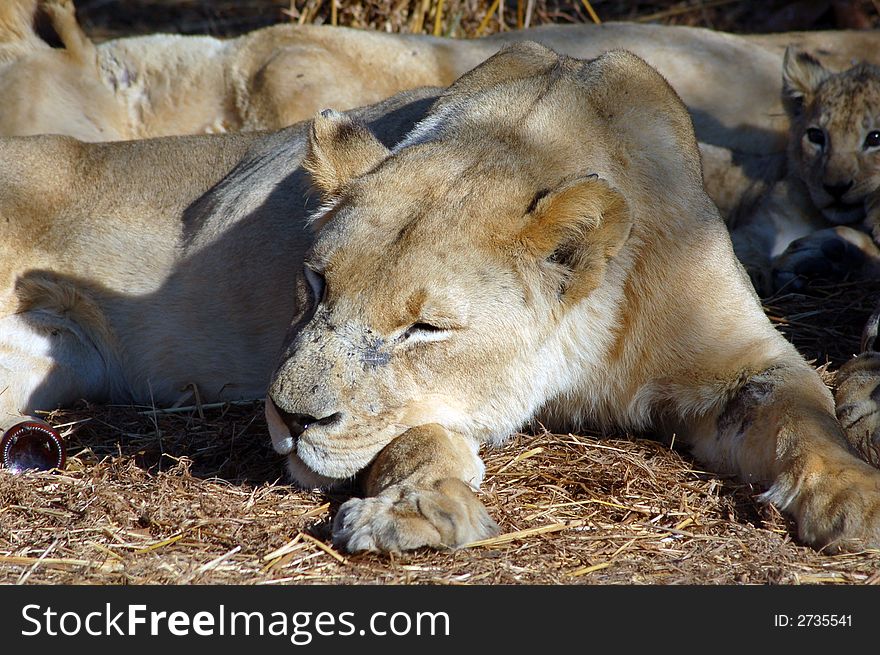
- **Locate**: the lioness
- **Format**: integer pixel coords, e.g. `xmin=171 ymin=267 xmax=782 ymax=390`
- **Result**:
xmin=3 ymin=44 xmax=880 ymax=555
xmin=725 ymin=48 xmax=880 ymax=294
xmin=263 ymin=44 xmax=880 ymax=554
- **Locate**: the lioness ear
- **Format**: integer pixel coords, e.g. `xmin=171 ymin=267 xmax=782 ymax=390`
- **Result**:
xmin=303 ymin=109 xmax=391 ymax=197
xmin=517 ymin=176 xmax=632 ymax=303
xmin=782 ymin=47 xmax=829 ymax=117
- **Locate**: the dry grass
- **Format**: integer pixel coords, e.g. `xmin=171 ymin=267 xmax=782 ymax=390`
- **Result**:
xmin=71 ymin=0 xmax=880 ymax=40
xmin=4 ymin=0 xmax=880 ymax=586
xmin=3 ymin=282 xmax=880 ymax=585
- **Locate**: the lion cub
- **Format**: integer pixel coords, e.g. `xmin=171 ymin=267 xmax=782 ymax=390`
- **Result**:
xmin=728 ymin=47 xmax=880 ymax=295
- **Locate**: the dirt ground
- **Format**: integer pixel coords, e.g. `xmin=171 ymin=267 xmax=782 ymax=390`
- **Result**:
xmin=2 ymin=1 xmax=880 ymax=585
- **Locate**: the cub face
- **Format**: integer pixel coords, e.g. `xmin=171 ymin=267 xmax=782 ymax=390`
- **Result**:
xmin=265 ymin=108 xmax=630 ymax=488
xmin=782 ymin=47 xmax=880 ymax=225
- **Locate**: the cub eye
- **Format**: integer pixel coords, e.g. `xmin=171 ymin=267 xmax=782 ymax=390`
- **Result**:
xmin=303 ymin=266 xmax=326 ymax=303
xmin=864 ymin=130 xmax=880 ymax=149
xmin=806 ymin=127 xmax=826 ymax=147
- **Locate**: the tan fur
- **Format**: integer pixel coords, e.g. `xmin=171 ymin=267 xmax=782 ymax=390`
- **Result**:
xmin=515 ymin=177 xmax=632 ymax=304
xmin=303 ymin=109 xmax=392 ymax=196
xmin=262 ymin=44 xmax=880 ymax=554
xmin=1 ymin=1 xmax=877 ymax=158
xmin=834 ymin=300 xmax=880 ymax=469
xmin=0 ymin=0 xmax=127 ymax=140
xmin=40 ymin=0 xmax=94 ymax=64
xmin=0 ymin=85 xmax=439 ymax=431
xmin=335 ymin=424 xmax=497 ymax=551
xmin=0 ymin=0 xmax=43 ymax=63
xmin=727 ymin=49 xmax=880 ymax=294
xmin=835 ymin=352 xmax=880 ymax=463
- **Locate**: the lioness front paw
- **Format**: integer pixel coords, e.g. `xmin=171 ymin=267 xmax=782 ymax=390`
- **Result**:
xmin=783 ymin=462 xmax=880 ymax=553
xmin=835 ymin=351 xmax=880 ymax=465
xmin=332 ymin=478 xmax=499 ymax=553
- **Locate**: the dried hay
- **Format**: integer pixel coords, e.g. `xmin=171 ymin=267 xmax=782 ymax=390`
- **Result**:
xmin=4 ymin=0 xmax=880 ymax=586
xmin=71 ymin=0 xmax=880 ymax=40
xmin=3 ymin=281 xmax=880 ymax=585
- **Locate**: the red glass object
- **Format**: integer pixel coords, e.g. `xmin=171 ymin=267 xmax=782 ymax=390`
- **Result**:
xmin=0 ymin=420 xmax=65 ymax=472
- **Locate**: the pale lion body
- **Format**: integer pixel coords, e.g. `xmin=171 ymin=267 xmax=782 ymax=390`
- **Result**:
xmin=0 ymin=87 xmax=438 ymax=429
xmin=2 ymin=1 xmax=878 ymax=158
xmin=3 ymin=41 xmax=880 ymax=554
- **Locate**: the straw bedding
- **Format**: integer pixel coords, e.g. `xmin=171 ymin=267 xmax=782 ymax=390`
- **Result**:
xmin=3 ymin=282 xmax=880 ymax=585
xmin=3 ymin=0 xmax=880 ymax=585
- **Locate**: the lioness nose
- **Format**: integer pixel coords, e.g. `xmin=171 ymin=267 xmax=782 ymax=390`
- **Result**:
xmin=274 ymin=404 xmax=342 ymax=439
xmin=823 ymin=181 xmax=853 ymax=200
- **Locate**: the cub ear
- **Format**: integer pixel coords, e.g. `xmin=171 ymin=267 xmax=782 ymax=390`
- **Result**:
xmin=782 ymin=47 xmax=829 ymax=117
xmin=303 ymin=109 xmax=391 ymax=197
xmin=516 ymin=175 xmax=632 ymax=303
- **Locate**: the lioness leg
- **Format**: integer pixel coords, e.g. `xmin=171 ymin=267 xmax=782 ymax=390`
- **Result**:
xmin=689 ymin=363 xmax=880 ymax=552
xmin=332 ymin=424 xmax=498 ymax=553
xmin=0 ymin=311 xmax=107 ymax=429
xmin=0 ymin=274 xmax=112 ymax=429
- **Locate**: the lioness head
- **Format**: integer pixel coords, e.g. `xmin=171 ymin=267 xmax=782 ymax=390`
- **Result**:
xmin=265 ymin=43 xmax=702 ymax=488
xmin=782 ymin=47 xmax=880 ymax=225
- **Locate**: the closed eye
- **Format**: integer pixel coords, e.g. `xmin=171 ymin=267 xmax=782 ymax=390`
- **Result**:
xmin=303 ymin=266 xmax=326 ymax=303
xmin=403 ymin=322 xmax=451 ymax=342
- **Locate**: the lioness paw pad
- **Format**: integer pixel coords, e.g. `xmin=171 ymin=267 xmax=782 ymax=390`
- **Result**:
xmin=331 ymin=480 xmax=499 ymax=553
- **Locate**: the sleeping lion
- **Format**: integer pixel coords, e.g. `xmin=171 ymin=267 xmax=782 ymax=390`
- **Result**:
xmin=3 ymin=44 xmax=880 ymax=554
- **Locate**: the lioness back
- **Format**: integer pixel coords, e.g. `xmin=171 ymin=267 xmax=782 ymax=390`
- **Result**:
xmin=0 ymin=86 xmax=438 ymax=429
xmin=2 ymin=0 xmax=877 ymax=160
